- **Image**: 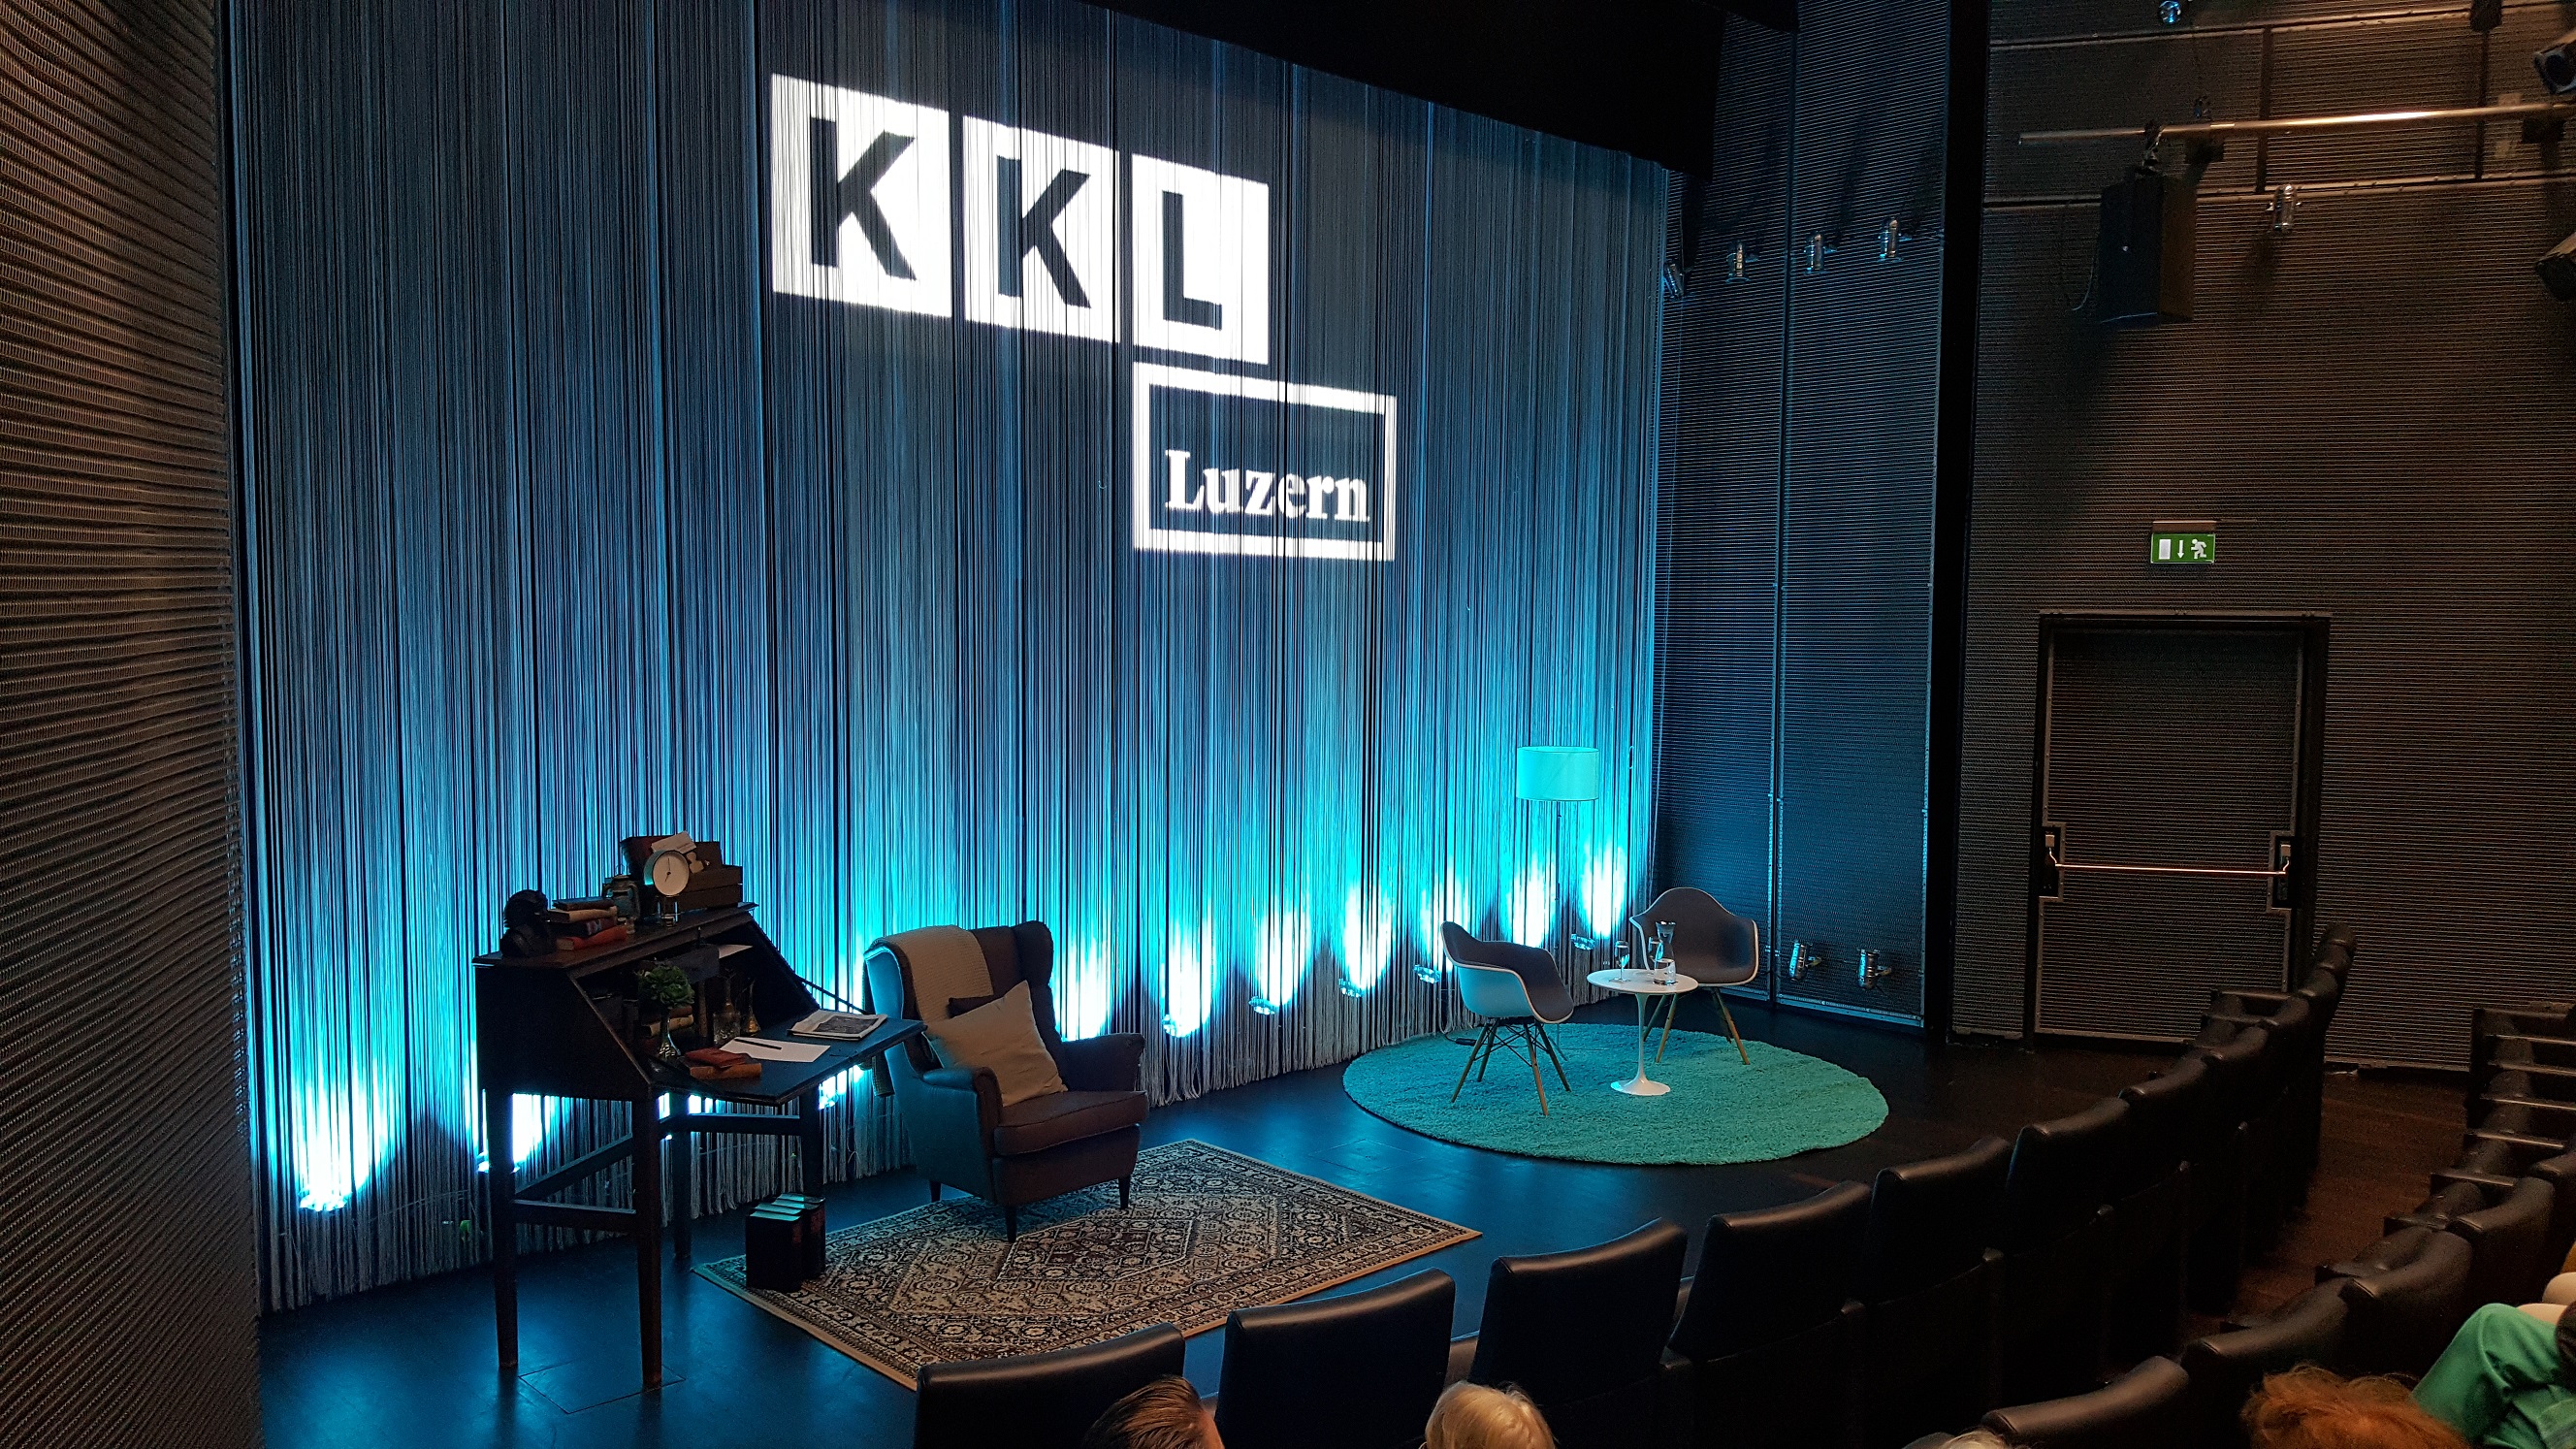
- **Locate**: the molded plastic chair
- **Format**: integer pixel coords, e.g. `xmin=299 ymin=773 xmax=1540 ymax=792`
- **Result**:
xmin=1214 ymin=1271 xmax=1455 ymax=1449
xmin=1860 ymin=1137 xmax=2012 ymax=1447
xmin=913 ymin=1323 xmax=1185 ymax=1449
xmin=2179 ymin=1284 xmax=2348 ymax=1449
xmin=2000 ymin=1097 xmax=2129 ymax=1401
xmin=1667 ymin=1181 xmax=1872 ymax=1449
xmin=1468 ymin=1219 xmax=1691 ymax=1449
xmin=1440 ymin=922 xmax=1576 ymax=1113
xmin=1626 ymin=886 xmax=1760 ymax=1064
xmin=2319 ymin=1227 xmax=2473 ymax=1377
xmin=1980 ymin=1355 xmax=2192 ymax=1449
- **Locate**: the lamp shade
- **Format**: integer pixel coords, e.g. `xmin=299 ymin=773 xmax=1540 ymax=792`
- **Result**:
xmin=1516 ymin=745 xmax=1602 ymax=802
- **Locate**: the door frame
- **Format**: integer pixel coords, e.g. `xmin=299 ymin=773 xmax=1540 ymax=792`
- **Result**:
xmin=2019 ymin=611 xmax=2331 ymax=1044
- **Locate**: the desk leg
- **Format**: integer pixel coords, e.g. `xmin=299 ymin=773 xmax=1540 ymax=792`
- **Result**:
xmin=632 ymin=1093 xmax=663 ymax=1390
xmin=798 ymin=1087 xmax=826 ymax=1196
xmin=668 ymin=1094 xmax=692 ymax=1265
xmin=485 ymin=1087 xmax=518 ymax=1372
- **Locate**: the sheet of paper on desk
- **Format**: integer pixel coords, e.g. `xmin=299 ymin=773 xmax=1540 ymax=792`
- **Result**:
xmin=721 ymin=1036 xmax=829 ymax=1063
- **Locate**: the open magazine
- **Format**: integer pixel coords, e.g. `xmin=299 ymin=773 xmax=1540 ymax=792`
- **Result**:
xmin=789 ymin=1009 xmax=886 ymax=1042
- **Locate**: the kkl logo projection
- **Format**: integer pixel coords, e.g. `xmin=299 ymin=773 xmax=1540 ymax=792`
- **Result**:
xmin=769 ymin=75 xmax=1398 ymax=563
xmin=1135 ymin=366 xmax=1396 ymax=563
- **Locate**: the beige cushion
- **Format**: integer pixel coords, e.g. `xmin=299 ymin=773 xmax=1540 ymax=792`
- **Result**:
xmin=924 ymin=982 xmax=1066 ymax=1107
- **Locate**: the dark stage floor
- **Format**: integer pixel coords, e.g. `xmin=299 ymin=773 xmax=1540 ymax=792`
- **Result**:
xmin=259 ymin=1003 xmax=2460 ymax=1448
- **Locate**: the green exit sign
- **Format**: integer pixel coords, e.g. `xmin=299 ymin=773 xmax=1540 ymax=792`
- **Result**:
xmin=2150 ymin=520 xmax=2216 ymax=565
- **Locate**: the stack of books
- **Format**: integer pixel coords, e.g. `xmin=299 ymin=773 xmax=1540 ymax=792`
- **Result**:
xmin=546 ymin=899 xmax=630 ymax=953
xmin=684 ymin=1047 xmax=759 ymax=1082
xmin=747 ymin=1194 xmax=827 ymax=1290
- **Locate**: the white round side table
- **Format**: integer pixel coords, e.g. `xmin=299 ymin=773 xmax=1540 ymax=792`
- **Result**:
xmin=1585 ymin=968 xmax=1699 ymax=1097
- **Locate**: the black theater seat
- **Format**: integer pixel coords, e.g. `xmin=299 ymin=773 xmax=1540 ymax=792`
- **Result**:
xmin=2389 ymin=1173 xmax=2557 ymax=1307
xmin=2184 ymin=1026 xmax=2270 ymax=1311
xmin=1214 ymin=1271 xmax=1455 ymax=1449
xmin=2106 ymin=1056 xmax=2207 ymax=1360
xmin=2238 ymin=994 xmax=2316 ymax=1245
xmin=1998 ymin=1096 xmax=2128 ymax=1401
xmin=2435 ymin=1145 xmax=2576 ymax=1272
xmin=2179 ymin=1284 xmax=2347 ymax=1449
xmin=1465 ymin=1219 xmax=1690 ymax=1449
xmin=1859 ymin=1136 xmax=2011 ymax=1448
xmin=1666 ymin=1180 xmax=1872 ymax=1449
xmin=2445 ymin=1177 xmax=2557 ymax=1307
xmin=2319 ymin=1227 xmax=2473 ymax=1378
xmin=1980 ymin=1356 xmax=2192 ymax=1449
xmin=913 ymin=1323 xmax=1186 ymax=1449
xmin=2312 ymin=925 xmax=2359 ymax=982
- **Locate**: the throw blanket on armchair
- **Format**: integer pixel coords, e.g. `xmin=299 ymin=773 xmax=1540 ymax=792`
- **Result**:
xmin=877 ymin=924 xmax=990 ymax=1024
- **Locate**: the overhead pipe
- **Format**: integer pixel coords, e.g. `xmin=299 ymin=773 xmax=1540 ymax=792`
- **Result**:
xmin=2021 ymin=97 xmax=2576 ymax=149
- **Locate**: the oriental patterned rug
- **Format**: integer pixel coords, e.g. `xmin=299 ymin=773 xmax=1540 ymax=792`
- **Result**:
xmin=695 ymin=1139 xmax=1476 ymax=1388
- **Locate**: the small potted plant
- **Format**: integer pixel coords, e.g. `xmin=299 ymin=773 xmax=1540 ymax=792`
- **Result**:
xmin=637 ymin=963 xmax=693 ymax=1061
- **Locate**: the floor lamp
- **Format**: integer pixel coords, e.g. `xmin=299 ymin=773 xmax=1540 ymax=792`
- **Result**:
xmin=1516 ymin=745 xmax=1602 ymax=982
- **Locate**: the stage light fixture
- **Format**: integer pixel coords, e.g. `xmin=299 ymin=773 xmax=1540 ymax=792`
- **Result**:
xmin=2537 ymin=27 xmax=2576 ymax=96
xmin=2539 ymin=229 xmax=2576 ymax=302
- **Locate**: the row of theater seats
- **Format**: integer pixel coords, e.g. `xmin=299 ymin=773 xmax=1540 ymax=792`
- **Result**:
xmin=909 ymin=927 xmax=2363 ymax=1449
xmin=2183 ymin=992 xmax=2576 ymax=1395
xmin=1937 ymin=941 xmax=2576 ymax=1449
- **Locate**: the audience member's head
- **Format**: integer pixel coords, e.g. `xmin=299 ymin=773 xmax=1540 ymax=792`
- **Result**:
xmin=1081 ymin=1375 xmax=1219 ymax=1449
xmin=1425 ymin=1382 xmax=1554 ymax=1449
xmin=2245 ymin=1367 xmax=2470 ymax=1449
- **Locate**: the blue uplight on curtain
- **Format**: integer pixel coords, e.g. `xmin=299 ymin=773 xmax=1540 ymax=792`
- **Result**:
xmin=233 ymin=0 xmax=1664 ymax=1309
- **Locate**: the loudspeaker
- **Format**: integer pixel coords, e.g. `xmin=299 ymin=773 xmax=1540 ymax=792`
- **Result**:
xmin=2539 ymin=230 xmax=2576 ymax=302
xmin=2536 ymin=25 xmax=2576 ymax=95
xmin=2096 ymin=169 xmax=2197 ymax=326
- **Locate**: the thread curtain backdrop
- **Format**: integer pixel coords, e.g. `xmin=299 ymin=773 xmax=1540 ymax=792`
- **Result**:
xmin=233 ymin=0 xmax=1664 ymax=1309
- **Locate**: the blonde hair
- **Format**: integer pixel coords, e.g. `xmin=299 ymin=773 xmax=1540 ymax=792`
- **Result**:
xmin=1426 ymin=1382 xmax=1554 ymax=1449
xmin=1080 ymin=1375 xmax=1214 ymax=1449
xmin=2245 ymin=1367 xmax=2470 ymax=1449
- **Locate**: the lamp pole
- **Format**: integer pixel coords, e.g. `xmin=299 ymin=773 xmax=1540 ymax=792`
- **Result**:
xmin=1516 ymin=745 xmax=1602 ymax=981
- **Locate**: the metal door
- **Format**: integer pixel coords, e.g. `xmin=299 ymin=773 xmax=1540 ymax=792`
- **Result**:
xmin=2025 ymin=616 xmax=2326 ymax=1042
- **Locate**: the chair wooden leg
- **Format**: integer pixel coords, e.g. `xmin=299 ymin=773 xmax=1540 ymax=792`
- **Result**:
xmin=1119 ymin=1176 xmax=1131 ymax=1209
xmin=1528 ymin=1028 xmax=1549 ymax=1115
xmin=1004 ymin=1204 xmax=1018 ymax=1241
xmin=1715 ymin=991 xmax=1752 ymax=1065
xmin=1475 ymin=1028 xmax=1497 ymax=1082
xmin=1452 ymin=1025 xmax=1494 ymax=1104
xmin=1655 ymin=992 xmax=1683 ymax=1062
xmin=1535 ymin=1023 xmax=1573 ymax=1092
xmin=928 ymin=1180 xmax=941 ymax=1202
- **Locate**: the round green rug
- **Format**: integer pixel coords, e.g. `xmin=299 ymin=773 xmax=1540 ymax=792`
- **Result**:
xmin=1342 ymin=1023 xmax=1889 ymax=1166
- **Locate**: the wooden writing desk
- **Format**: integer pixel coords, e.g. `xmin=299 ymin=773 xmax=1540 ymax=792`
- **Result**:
xmin=473 ymin=906 xmax=921 ymax=1390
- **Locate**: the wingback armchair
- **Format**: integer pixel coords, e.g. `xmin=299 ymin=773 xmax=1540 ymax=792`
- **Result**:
xmin=862 ymin=920 xmax=1147 ymax=1239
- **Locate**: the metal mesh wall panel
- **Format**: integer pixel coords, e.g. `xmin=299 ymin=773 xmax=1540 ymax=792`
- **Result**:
xmin=1658 ymin=3 xmax=1947 ymax=1024
xmin=1657 ymin=16 xmax=1794 ymax=938
xmin=0 ymin=0 xmax=257 ymax=1442
xmin=1962 ymin=173 xmax=2576 ymax=1064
